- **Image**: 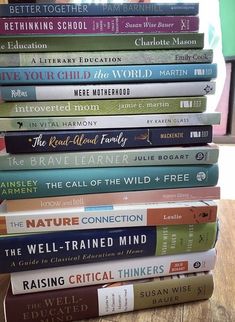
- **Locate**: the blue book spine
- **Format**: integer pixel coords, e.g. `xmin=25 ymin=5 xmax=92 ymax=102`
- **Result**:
xmin=0 ymin=64 xmax=217 ymax=85
xmin=0 ymin=222 xmax=217 ymax=273
xmin=0 ymin=164 xmax=219 ymax=200
xmin=4 ymin=126 xmax=213 ymax=154
xmin=0 ymin=3 xmax=199 ymax=17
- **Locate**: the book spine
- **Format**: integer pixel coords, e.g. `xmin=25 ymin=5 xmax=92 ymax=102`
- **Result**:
xmin=5 ymin=186 xmax=221 ymax=212
xmin=0 ymin=49 xmax=214 ymax=67
xmin=0 ymin=33 xmax=204 ymax=53
xmin=0 ymin=96 xmax=208 ymax=117
xmin=0 ymin=3 xmax=199 ymax=17
xmin=0 ymin=113 xmax=220 ymax=132
xmin=0 ymin=64 xmax=217 ymax=85
xmin=1 ymin=81 xmax=216 ymax=101
xmin=0 ymin=144 xmax=219 ymax=170
xmin=10 ymin=249 xmax=216 ymax=294
xmin=0 ymin=223 xmax=218 ymax=273
xmin=4 ymin=273 xmax=213 ymax=322
xmin=4 ymin=126 xmax=214 ymax=153
xmin=0 ymin=16 xmax=199 ymax=35
xmin=0 ymin=164 xmax=219 ymax=200
xmin=0 ymin=201 xmax=218 ymax=234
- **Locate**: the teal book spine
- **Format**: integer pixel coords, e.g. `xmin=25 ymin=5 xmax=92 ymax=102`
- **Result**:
xmin=0 ymin=144 xmax=219 ymax=171
xmin=0 ymin=63 xmax=217 ymax=85
xmin=0 ymin=165 xmax=219 ymax=200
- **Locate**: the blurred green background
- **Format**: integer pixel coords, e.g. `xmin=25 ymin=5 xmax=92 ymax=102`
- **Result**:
xmin=220 ymin=0 xmax=235 ymax=58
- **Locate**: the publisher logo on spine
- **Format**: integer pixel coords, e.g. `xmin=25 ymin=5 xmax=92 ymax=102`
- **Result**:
xmin=195 ymin=152 xmax=205 ymax=161
xmin=196 ymin=171 xmax=207 ymax=182
xmin=193 ymin=261 xmax=201 ymax=269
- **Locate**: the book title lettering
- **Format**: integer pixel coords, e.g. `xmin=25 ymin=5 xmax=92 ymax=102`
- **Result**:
xmin=29 ymin=133 xmax=128 ymax=148
xmin=4 ymin=234 xmax=147 ymax=256
xmin=44 ymin=173 xmax=190 ymax=190
xmin=0 ymin=69 xmax=153 ymax=82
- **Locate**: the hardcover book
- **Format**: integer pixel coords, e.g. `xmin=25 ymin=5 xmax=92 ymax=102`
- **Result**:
xmin=0 ymin=33 xmax=204 ymax=53
xmin=10 ymin=249 xmax=216 ymax=294
xmin=4 ymin=126 xmax=214 ymax=153
xmin=4 ymin=272 xmax=213 ymax=322
xmin=0 ymin=223 xmax=218 ymax=273
xmin=0 ymin=200 xmax=218 ymax=234
xmin=5 ymin=186 xmax=221 ymax=212
xmin=0 ymin=164 xmax=219 ymax=200
xmin=0 ymin=2 xmax=199 ymax=17
xmin=0 ymin=49 xmax=214 ymax=67
xmin=0 ymin=144 xmax=219 ymax=170
xmin=0 ymin=16 xmax=199 ymax=35
xmin=1 ymin=81 xmax=216 ymax=101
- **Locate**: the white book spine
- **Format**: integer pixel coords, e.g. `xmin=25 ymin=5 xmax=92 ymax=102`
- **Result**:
xmin=36 ymin=81 xmax=216 ymax=100
xmin=2 ymin=81 xmax=216 ymax=101
xmin=0 ymin=112 xmax=221 ymax=132
xmin=1 ymin=200 xmax=217 ymax=234
xmin=11 ymin=249 xmax=217 ymax=295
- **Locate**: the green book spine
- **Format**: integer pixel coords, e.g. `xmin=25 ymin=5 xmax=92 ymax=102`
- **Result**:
xmin=0 ymin=49 xmax=213 ymax=67
xmin=155 ymin=223 xmax=218 ymax=255
xmin=0 ymin=164 xmax=219 ymax=200
xmin=0 ymin=97 xmax=207 ymax=117
xmin=0 ymin=33 xmax=204 ymax=53
xmin=133 ymin=272 xmax=214 ymax=311
xmin=0 ymin=144 xmax=219 ymax=170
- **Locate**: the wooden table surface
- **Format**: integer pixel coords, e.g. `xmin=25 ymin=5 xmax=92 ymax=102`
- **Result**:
xmin=0 ymin=199 xmax=234 ymax=322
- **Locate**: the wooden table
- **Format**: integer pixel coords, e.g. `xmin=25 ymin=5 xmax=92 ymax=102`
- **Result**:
xmin=0 ymin=199 xmax=234 ymax=322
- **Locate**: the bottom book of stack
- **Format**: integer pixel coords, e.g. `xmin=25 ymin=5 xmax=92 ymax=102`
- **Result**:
xmin=4 ymin=271 xmax=214 ymax=322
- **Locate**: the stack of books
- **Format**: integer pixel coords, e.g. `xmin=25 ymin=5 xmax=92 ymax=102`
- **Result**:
xmin=0 ymin=1 xmax=221 ymax=321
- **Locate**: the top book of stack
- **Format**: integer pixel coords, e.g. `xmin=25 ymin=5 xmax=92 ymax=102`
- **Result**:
xmin=0 ymin=1 xmax=199 ymax=17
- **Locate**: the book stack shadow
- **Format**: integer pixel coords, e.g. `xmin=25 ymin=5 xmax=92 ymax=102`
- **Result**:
xmin=0 ymin=1 xmax=221 ymax=321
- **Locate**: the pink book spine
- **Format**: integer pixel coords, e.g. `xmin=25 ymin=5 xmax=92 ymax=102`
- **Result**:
xmin=6 ymin=186 xmax=221 ymax=212
xmin=213 ymin=63 xmax=232 ymax=136
xmin=0 ymin=16 xmax=199 ymax=35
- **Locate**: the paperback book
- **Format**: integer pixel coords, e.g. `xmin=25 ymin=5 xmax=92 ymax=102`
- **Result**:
xmin=4 ymin=126 xmax=214 ymax=153
xmin=0 ymin=112 xmax=221 ymax=131
xmin=0 ymin=223 xmax=218 ymax=273
xmin=0 ymin=33 xmax=204 ymax=53
xmin=0 ymin=16 xmax=199 ymax=35
xmin=0 ymin=2 xmax=200 ymax=17
xmin=0 ymin=144 xmax=219 ymax=170
xmin=0 ymin=49 xmax=214 ymax=67
xmin=0 ymin=200 xmax=218 ymax=234
xmin=1 ymin=81 xmax=216 ymax=101
xmin=5 ymin=186 xmax=221 ymax=212
xmin=10 ymin=249 xmax=216 ymax=294
xmin=0 ymin=96 xmax=208 ymax=117
xmin=0 ymin=63 xmax=217 ymax=85
xmin=0 ymin=164 xmax=219 ymax=200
